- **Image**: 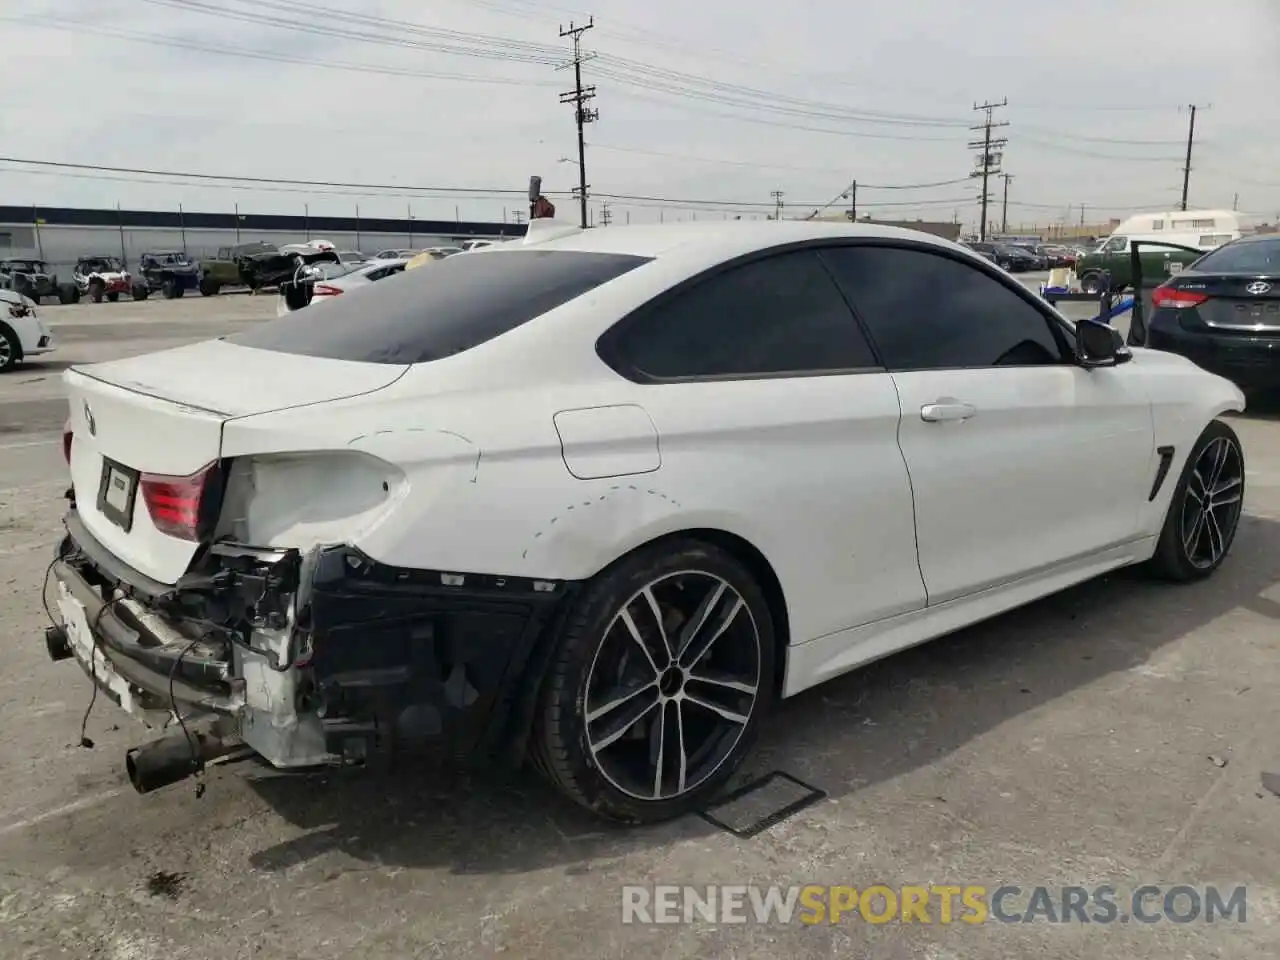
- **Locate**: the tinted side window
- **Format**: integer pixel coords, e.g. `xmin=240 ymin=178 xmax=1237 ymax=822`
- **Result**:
xmin=820 ymin=246 xmax=1066 ymax=371
xmin=228 ymin=250 xmax=651 ymax=364
xmin=609 ymin=249 xmax=877 ymax=379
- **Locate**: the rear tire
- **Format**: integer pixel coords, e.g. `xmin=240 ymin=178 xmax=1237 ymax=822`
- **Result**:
xmin=162 ymin=278 xmax=177 ymax=299
xmin=106 ymin=291 xmax=119 ymax=303
xmin=1148 ymin=419 xmax=1245 ymax=581
xmin=531 ymin=538 xmax=777 ymax=824
xmin=199 ymin=277 xmax=220 ymax=296
xmin=89 ymin=281 xmax=104 ymax=303
xmin=1080 ymin=272 xmax=1104 ymax=296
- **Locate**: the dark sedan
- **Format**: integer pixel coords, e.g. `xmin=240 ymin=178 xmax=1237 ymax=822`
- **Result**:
xmin=1145 ymin=234 xmax=1280 ymax=391
xmin=962 ymin=241 xmax=1033 ymax=272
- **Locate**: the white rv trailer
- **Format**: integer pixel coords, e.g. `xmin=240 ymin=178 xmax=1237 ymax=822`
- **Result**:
xmin=1096 ymin=209 xmax=1244 ymax=254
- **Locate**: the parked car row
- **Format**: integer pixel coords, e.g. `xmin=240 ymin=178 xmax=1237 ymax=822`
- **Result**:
xmin=0 ymin=237 xmax=510 ymax=305
xmin=959 ymin=240 xmax=1091 ymax=273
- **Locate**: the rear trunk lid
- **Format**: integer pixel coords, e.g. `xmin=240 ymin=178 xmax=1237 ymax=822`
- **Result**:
xmin=65 ymin=338 xmax=407 ymax=584
xmin=1179 ymin=273 xmax=1280 ymax=332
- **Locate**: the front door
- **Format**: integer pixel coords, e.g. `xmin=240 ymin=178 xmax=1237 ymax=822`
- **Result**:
xmin=820 ymin=242 xmax=1154 ymax=604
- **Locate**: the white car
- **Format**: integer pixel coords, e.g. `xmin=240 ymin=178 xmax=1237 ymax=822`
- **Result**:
xmin=0 ymin=288 xmax=56 ymax=372
xmin=47 ymin=220 xmax=1246 ymax=823
xmin=277 ymin=258 xmax=409 ymax=315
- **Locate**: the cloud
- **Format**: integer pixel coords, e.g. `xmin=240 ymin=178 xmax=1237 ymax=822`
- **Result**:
xmin=0 ymin=0 xmax=1276 ymax=228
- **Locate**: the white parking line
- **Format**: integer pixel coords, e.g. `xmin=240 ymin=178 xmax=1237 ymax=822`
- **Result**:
xmin=0 ymin=789 xmax=123 ymax=836
xmin=0 ymin=438 xmax=60 ymax=451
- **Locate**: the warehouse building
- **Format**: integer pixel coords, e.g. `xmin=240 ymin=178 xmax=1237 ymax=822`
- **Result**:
xmin=0 ymin=205 xmax=527 ymax=270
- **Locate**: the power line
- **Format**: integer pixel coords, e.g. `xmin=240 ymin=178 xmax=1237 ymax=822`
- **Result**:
xmin=0 ymin=156 xmax=1208 ymax=218
xmin=4 ymin=12 xmax=1205 ymax=159
xmin=558 ymin=18 xmax=597 ymax=229
xmin=969 ymin=98 xmax=1008 ymax=241
xmin=0 ymin=157 xmax=532 ymax=195
xmin=0 ymin=15 xmax=557 ymax=87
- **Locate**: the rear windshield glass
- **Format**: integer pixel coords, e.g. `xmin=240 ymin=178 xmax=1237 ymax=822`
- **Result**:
xmin=1190 ymin=239 xmax=1280 ymax=273
xmin=226 ymin=250 xmax=652 ymax=364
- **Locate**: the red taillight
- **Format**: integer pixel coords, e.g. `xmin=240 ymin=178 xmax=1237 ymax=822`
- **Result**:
xmin=140 ymin=463 xmax=214 ymax=541
xmin=62 ymin=418 xmax=72 ymax=464
xmin=1152 ymin=285 xmax=1210 ymax=310
xmin=313 ymin=283 xmax=343 ymax=297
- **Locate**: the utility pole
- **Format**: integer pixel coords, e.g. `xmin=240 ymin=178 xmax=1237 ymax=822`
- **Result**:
xmin=845 ymin=180 xmax=857 ymax=221
xmin=1233 ymin=192 xmax=1239 ymax=211
xmin=1180 ymin=104 xmax=1205 ymax=212
xmin=969 ymin=98 xmax=1008 ymax=241
xmin=558 ymin=19 xmax=597 ymax=229
xmin=600 ymin=201 xmax=612 ymax=226
xmin=1000 ymin=173 xmax=1012 ymax=233
xmin=771 ymin=190 xmax=784 ymax=220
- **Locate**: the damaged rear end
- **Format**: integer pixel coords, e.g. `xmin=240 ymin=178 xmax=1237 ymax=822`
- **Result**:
xmin=49 ymin=338 xmax=565 ymax=793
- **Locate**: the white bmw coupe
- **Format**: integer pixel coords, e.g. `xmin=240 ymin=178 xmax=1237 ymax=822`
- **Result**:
xmin=48 ymin=219 xmax=1246 ymax=823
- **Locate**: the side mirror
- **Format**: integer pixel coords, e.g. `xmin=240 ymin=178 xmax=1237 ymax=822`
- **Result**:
xmin=1076 ymin=317 xmax=1130 ymax=368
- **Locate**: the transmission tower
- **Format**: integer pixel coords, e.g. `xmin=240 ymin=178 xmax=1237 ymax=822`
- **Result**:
xmin=558 ymin=19 xmax=597 ymax=229
xmin=600 ymin=201 xmax=612 ymax=226
xmin=969 ymin=98 xmax=1008 ymax=241
xmin=771 ymin=190 xmax=785 ymax=220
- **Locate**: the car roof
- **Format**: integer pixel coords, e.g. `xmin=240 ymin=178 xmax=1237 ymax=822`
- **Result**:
xmin=521 ymin=219 xmax=962 ymax=262
xmin=1221 ymin=232 xmax=1280 ymax=246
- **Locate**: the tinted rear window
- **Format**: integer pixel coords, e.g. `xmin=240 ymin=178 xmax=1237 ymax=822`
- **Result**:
xmin=226 ymin=250 xmax=651 ymax=364
xmin=1190 ymin=239 xmax=1280 ymax=272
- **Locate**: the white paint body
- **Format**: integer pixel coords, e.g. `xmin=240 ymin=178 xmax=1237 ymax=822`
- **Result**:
xmin=59 ymin=221 xmax=1246 ymax=700
xmin=0 ymin=289 xmax=56 ymax=361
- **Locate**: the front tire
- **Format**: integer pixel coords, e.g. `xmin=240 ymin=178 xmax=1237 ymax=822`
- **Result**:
xmin=531 ymin=538 xmax=777 ymax=824
xmin=1149 ymin=420 xmax=1245 ymax=581
xmin=0 ymin=325 xmax=19 ymax=372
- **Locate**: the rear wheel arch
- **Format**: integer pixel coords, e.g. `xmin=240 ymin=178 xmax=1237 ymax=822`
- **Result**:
xmin=505 ymin=525 xmax=792 ymax=764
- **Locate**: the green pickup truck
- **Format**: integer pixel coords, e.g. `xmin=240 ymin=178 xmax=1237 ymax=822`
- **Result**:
xmin=1075 ymin=235 xmax=1205 ymax=294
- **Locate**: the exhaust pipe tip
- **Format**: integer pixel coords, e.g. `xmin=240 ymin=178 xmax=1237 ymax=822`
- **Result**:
xmin=125 ymin=726 xmax=246 ymax=794
xmin=126 ymin=741 xmax=202 ymax=795
xmin=44 ymin=624 xmax=72 ymax=661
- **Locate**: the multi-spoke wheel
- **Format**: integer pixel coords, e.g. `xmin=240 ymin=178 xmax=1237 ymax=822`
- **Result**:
xmin=1151 ymin=420 xmax=1245 ymax=581
xmin=532 ymin=539 xmax=777 ymax=823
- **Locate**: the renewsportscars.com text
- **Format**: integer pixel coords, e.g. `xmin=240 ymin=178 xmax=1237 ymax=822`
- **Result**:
xmin=621 ymin=884 xmax=1248 ymax=925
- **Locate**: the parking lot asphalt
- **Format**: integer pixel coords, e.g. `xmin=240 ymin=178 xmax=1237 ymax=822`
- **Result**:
xmin=1 ymin=282 xmax=1278 ymax=959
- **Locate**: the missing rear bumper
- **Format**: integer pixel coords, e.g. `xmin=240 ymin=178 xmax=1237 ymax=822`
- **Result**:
xmin=49 ymin=515 xmax=576 ymax=789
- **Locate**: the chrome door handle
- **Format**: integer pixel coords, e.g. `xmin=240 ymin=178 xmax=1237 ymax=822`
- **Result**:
xmin=920 ymin=399 xmax=976 ymax=422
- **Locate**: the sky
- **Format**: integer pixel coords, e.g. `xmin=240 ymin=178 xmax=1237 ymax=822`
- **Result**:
xmin=1 ymin=0 xmax=1277 ymax=230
